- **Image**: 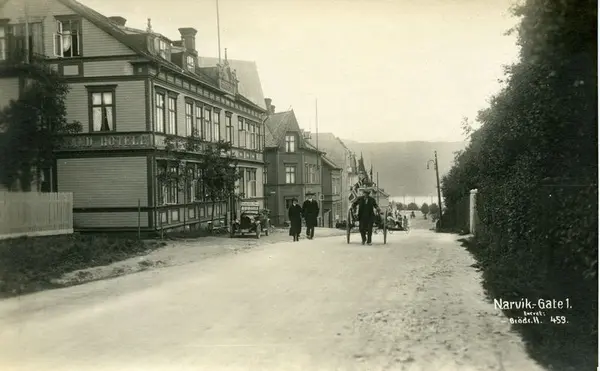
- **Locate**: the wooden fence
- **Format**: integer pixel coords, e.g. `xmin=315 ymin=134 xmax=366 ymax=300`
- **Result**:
xmin=0 ymin=192 xmax=73 ymax=240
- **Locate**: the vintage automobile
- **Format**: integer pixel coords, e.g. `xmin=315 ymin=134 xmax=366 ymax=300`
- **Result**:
xmin=230 ymin=206 xmax=270 ymax=238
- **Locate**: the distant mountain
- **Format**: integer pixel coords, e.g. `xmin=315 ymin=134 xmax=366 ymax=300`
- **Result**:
xmin=341 ymin=140 xmax=468 ymax=197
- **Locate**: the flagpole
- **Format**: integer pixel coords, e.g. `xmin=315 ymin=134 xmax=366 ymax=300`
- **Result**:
xmin=315 ymin=98 xmax=319 ymax=153
xmin=216 ymin=0 xmax=222 ymax=62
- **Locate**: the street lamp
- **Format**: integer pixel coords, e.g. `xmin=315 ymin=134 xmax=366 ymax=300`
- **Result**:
xmin=427 ymin=151 xmax=443 ymax=229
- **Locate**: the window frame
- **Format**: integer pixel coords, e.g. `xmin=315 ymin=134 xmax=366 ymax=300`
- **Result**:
xmin=0 ymin=24 xmax=6 ymax=61
xmin=204 ymin=106 xmax=212 ymax=142
xmin=86 ymin=85 xmax=117 ymax=132
xmin=285 ymin=164 xmax=296 ymax=184
xmin=225 ymin=113 xmax=233 ymax=144
xmin=167 ymin=95 xmax=177 ymax=135
xmin=238 ymin=117 xmax=246 ymax=148
xmin=185 ymin=100 xmax=193 ymax=137
xmin=246 ymin=168 xmax=257 ymax=197
xmin=285 ymin=134 xmax=296 ymax=153
xmin=213 ymin=109 xmax=221 ymax=142
xmin=53 ymin=15 xmax=82 ymax=58
xmin=155 ymin=91 xmax=166 ymax=133
xmin=194 ymin=103 xmax=203 ymax=139
xmin=186 ymin=55 xmax=195 ymax=71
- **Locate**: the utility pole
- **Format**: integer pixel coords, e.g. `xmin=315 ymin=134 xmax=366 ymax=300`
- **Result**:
xmin=434 ymin=151 xmax=443 ymax=227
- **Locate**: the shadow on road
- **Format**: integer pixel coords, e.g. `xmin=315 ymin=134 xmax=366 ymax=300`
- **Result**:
xmin=459 ymin=237 xmax=597 ymax=371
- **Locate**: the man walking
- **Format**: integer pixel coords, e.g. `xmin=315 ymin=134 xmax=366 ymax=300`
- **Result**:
xmin=352 ymin=188 xmax=379 ymax=245
xmin=302 ymin=191 xmax=319 ymax=240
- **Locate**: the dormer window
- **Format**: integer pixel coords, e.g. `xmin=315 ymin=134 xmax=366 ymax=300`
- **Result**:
xmin=186 ymin=55 xmax=195 ymax=71
xmin=285 ymin=134 xmax=296 ymax=153
xmin=155 ymin=38 xmax=168 ymax=59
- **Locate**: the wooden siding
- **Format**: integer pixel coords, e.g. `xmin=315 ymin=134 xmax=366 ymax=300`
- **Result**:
xmin=57 ymin=157 xmax=148 ymax=208
xmin=66 ymin=81 xmax=146 ymax=132
xmin=74 ymin=212 xmax=148 ymax=228
xmin=1 ymin=0 xmax=133 ymax=58
xmin=0 ymin=77 xmax=19 ymax=109
xmin=84 ymin=60 xmax=134 ymax=77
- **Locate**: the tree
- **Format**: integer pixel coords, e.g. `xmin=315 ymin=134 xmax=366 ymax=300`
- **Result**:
xmin=198 ymin=140 xmax=241 ymax=223
xmin=0 ymin=61 xmax=82 ymax=191
xmin=420 ymin=203 xmax=429 ymax=216
xmin=395 ymin=203 xmax=405 ymax=211
xmin=407 ymin=202 xmax=419 ymax=211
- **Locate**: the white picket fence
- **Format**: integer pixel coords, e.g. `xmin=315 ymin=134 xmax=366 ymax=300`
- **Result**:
xmin=0 ymin=192 xmax=74 ymax=240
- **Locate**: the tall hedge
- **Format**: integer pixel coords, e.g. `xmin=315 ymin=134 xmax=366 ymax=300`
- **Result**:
xmin=441 ymin=0 xmax=597 ymax=325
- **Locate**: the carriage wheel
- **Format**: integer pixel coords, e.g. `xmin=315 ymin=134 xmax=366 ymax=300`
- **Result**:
xmin=346 ymin=208 xmax=352 ymax=244
xmin=383 ymin=209 xmax=388 ymax=245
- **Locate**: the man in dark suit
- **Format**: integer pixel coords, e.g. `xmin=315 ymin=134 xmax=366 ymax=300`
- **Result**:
xmin=302 ymin=191 xmax=320 ymax=239
xmin=352 ymin=188 xmax=380 ymax=245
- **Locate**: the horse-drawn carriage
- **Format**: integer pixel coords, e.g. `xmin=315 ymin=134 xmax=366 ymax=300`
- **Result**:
xmin=230 ymin=203 xmax=270 ymax=239
xmin=345 ymin=187 xmax=408 ymax=245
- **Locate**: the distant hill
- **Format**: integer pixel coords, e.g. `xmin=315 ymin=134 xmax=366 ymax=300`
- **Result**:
xmin=341 ymin=140 xmax=468 ymax=197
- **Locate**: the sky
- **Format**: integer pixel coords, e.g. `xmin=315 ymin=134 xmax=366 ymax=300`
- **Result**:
xmin=80 ymin=0 xmax=521 ymax=143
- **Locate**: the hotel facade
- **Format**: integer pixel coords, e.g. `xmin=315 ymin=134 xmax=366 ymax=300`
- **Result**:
xmin=0 ymin=0 xmax=268 ymax=232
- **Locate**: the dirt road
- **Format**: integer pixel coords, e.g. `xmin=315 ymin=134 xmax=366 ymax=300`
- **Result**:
xmin=0 ymin=222 xmax=544 ymax=371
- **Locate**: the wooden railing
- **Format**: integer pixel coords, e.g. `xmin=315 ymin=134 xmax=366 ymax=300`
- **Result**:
xmin=0 ymin=192 xmax=73 ymax=240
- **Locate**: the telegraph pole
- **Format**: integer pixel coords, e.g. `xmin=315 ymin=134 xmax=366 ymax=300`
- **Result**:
xmin=434 ymin=151 xmax=443 ymax=227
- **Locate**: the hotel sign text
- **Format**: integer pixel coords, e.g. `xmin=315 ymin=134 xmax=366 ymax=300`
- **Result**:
xmin=60 ymin=134 xmax=152 ymax=150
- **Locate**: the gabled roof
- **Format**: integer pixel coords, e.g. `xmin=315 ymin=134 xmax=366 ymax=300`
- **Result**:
xmin=321 ymin=155 xmax=342 ymax=170
xmin=264 ymin=110 xmax=321 ymax=152
xmin=46 ymin=0 xmax=264 ymax=112
xmin=198 ymin=57 xmax=266 ymax=110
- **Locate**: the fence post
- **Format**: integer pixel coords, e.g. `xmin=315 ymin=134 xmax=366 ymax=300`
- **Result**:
xmin=137 ymin=199 xmax=141 ymax=240
xmin=469 ymin=189 xmax=478 ymax=235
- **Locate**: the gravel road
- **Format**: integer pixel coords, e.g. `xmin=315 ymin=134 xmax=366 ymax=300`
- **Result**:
xmin=0 ymin=220 xmax=544 ymax=371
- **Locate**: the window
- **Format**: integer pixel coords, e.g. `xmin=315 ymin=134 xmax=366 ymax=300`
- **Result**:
xmin=285 ymin=165 xmax=296 ymax=184
xmin=238 ymin=168 xmax=246 ymax=197
xmin=204 ymin=107 xmax=212 ymax=141
xmin=257 ymin=125 xmax=262 ymax=150
xmin=186 ymin=55 xmax=195 ymax=70
xmin=310 ymin=165 xmax=317 ymax=184
xmin=213 ymin=110 xmax=220 ymax=141
xmin=186 ymin=165 xmax=195 ymax=202
xmin=195 ymin=167 xmax=205 ymax=201
xmin=0 ymin=27 xmax=6 ymax=60
xmin=155 ymin=92 xmax=165 ymax=133
xmin=88 ymin=87 xmax=116 ymax=132
xmin=158 ymin=162 xmax=179 ymax=205
xmin=155 ymin=38 xmax=169 ymax=59
xmin=285 ymin=134 xmax=296 ymax=152
xmin=226 ymin=114 xmax=233 ymax=144
xmin=246 ymin=168 xmax=257 ymax=197
xmin=167 ymin=96 xmax=176 ymax=134
xmin=250 ymin=123 xmax=256 ymax=150
xmin=54 ymin=19 xmax=81 ymax=58
xmin=238 ymin=117 xmax=246 ymax=148
xmin=245 ymin=121 xmax=251 ymax=149
xmin=195 ymin=105 xmax=203 ymax=138
xmin=185 ymin=101 xmax=193 ymax=136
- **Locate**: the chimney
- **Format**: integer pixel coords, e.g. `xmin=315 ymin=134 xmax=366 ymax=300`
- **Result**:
xmin=108 ymin=16 xmax=127 ymax=26
xmin=178 ymin=27 xmax=197 ymax=52
xmin=264 ymin=98 xmax=275 ymax=114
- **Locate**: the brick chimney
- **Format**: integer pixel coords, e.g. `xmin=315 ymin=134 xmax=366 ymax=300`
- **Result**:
xmin=108 ymin=16 xmax=127 ymax=26
xmin=178 ymin=27 xmax=197 ymax=52
xmin=264 ymin=98 xmax=275 ymax=114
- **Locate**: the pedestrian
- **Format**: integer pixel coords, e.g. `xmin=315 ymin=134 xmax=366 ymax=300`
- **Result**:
xmin=352 ymin=188 xmax=379 ymax=245
xmin=302 ymin=191 xmax=319 ymax=240
xmin=403 ymin=215 xmax=409 ymax=230
xmin=288 ymin=198 xmax=303 ymax=242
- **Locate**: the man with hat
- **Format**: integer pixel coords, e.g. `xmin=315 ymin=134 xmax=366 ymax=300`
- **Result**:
xmin=351 ymin=187 xmax=380 ymax=245
xmin=302 ymin=191 xmax=320 ymax=239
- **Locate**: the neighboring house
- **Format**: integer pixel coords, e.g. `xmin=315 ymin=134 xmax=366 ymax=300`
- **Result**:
xmin=307 ymin=133 xmax=359 ymax=213
xmin=0 ymin=0 xmax=267 ymax=233
xmin=320 ymin=155 xmax=343 ymax=227
xmin=263 ymin=99 xmax=323 ymax=226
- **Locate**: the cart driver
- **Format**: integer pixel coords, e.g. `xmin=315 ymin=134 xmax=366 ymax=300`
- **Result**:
xmin=351 ymin=188 xmax=380 ymax=245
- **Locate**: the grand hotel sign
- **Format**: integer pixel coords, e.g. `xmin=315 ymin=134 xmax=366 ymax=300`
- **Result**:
xmin=59 ymin=133 xmax=153 ymax=150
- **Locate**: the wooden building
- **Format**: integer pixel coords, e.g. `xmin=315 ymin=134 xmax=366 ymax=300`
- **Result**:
xmin=263 ymin=99 xmax=324 ymax=226
xmin=320 ymin=155 xmax=343 ymax=227
xmin=0 ymin=0 xmax=267 ymax=233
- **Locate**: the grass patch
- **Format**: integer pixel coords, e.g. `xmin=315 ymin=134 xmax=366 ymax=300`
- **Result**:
xmin=460 ymin=237 xmax=597 ymax=371
xmin=0 ymin=234 xmax=166 ymax=298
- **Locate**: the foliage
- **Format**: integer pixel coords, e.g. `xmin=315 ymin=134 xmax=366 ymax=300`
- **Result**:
xmin=0 ymin=234 xmax=165 ymax=297
xmin=395 ymin=203 xmax=405 ymax=211
xmin=428 ymin=203 xmax=439 ymax=218
xmin=0 ymin=61 xmax=82 ymax=190
xmin=406 ymin=202 xmax=419 ymax=211
xmin=443 ymin=0 xmax=597 ymax=368
xmin=420 ymin=203 xmax=429 ymax=215
xmin=199 ymin=140 xmax=241 ymax=207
